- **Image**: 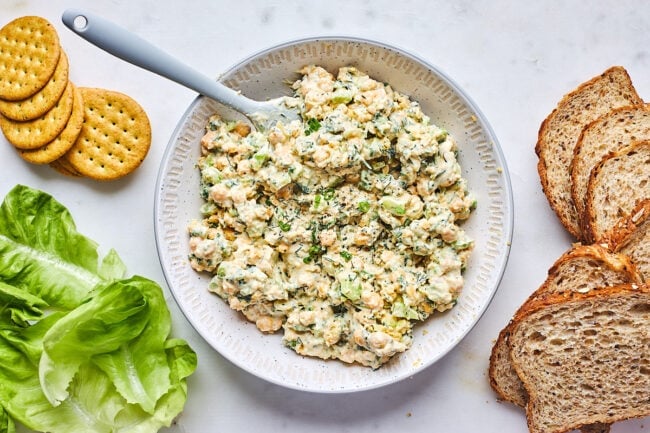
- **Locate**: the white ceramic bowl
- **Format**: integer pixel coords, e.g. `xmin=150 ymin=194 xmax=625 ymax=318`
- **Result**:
xmin=154 ymin=36 xmax=513 ymax=393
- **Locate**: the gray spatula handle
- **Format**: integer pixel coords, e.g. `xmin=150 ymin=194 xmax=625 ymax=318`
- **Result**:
xmin=61 ymin=8 xmax=260 ymax=115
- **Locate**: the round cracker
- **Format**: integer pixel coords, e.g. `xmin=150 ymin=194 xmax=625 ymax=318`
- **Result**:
xmin=0 ymin=16 xmax=61 ymax=101
xmin=18 ymin=84 xmax=83 ymax=164
xmin=65 ymin=87 xmax=151 ymax=181
xmin=50 ymin=157 xmax=83 ymax=177
xmin=0 ymin=50 xmax=69 ymax=121
xmin=0 ymin=80 xmax=74 ymax=149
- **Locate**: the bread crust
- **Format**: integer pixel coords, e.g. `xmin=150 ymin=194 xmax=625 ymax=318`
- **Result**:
xmin=510 ymin=282 xmax=648 ymax=325
xmin=584 ymin=140 xmax=650 ymax=243
xmin=606 ymin=199 xmax=650 ymax=282
xmin=604 ymin=199 xmax=650 ymax=252
xmin=536 ymin=66 xmax=642 ymax=240
xmin=488 ymin=325 xmax=527 ymax=406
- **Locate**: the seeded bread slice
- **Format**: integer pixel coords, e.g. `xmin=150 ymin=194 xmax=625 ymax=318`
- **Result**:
xmin=488 ymin=244 xmax=642 ymax=408
xmin=571 ymin=104 xmax=650 ymax=228
xmin=584 ymin=140 xmax=650 ymax=243
xmin=607 ymin=199 xmax=650 ymax=280
xmin=536 ymin=66 xmax=642 ymax=240
xmin=509 ymin=283 xmax=650 ymax=433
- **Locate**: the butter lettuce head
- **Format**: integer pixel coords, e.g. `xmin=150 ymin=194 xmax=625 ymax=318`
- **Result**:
xmin=0 ymin=185 xmax=196 ymax=433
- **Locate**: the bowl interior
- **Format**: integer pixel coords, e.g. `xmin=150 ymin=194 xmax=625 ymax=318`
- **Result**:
xmin=155 ymin=37 xmax=513 ymax=392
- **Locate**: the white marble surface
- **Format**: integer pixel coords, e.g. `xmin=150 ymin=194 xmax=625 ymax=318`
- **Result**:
xmin=1 ymin=1 xmax=648 ymax=432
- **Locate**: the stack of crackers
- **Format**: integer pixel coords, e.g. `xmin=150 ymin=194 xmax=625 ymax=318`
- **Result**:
xmin=0 ymin=16 xmax=151 ymax=181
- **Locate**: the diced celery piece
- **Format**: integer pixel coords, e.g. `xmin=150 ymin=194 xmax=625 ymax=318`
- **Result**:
xmin=357 ymin=200 xmax=370 ymax=213
xmin=200 ymin=202 xmax=218 ymax=216
xmin=201 ymin=166 xmax=222 ymax=184
xmin=452 ymin=235 xmax=474 ymax=251
xmin=340 ymin=279 xmax=362 ymax=301
xmin=331 ymin=89 xmax=353 ymax=104
xmin=313 ymin=193 xmax=323 ymax=209
xmin=380 ymin=196 xmax=407 ymax=216
xmin=251 ymin=151 xmax=269 ymax=171
xmin=391 ymin=301 xmax=420 ymax=320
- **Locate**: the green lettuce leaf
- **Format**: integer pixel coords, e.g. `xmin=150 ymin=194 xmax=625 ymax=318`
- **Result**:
xmin=92 ymin=276 xmax=172 ymax=414
xmin=113 ymin=339 xmax=197 ymax=432
xmin=0 ymin=407 xmax=15 ymax=433
xmin=6 ymin=363 xmax=127 ymax=433
xmin=39 ymin=279 xmax=150 ymax=406
xmin=0 ymin=281 xmax=48 ymax=327
xmin=99 ymin=249 xmax=128 ymax=281
xmin=0 ymin=314 xmax=63 ymax=428
xmin=0 ymin=313 xmax=65 ymax=369
xmin=0 ymin=185 xmax=126 ymax=309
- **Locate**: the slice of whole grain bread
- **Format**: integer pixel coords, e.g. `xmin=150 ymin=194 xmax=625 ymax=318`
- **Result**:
xmin=570 ymin=104 xmax=650 ymax=229
xmin=584 ymin=140 xmax=650 ymax=243
xmin=509 ymin=283 xmax=650 ymax=433
xmin=606 ymin=199 xmax=650 ymax=280
xmin=536 ymin=66 xmax=642 ymax=240
xmin=488 ymin=244 xmax=642 ymax=408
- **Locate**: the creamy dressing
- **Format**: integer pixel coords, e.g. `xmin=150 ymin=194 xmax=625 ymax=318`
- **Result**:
xmin=188 ymin=66 xmax=475 ymax=368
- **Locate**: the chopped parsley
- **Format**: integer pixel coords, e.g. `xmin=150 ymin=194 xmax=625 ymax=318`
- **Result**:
xmin=305 ymin=118 xmax=321 ymax=135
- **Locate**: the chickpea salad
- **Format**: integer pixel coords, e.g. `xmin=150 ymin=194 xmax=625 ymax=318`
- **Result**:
xmin=188 ymin=65 xmax=476 ymax=368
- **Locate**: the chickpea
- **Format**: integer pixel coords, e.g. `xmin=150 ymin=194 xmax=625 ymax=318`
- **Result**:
xmin=200 ymin=131 xmax=218 ymax=149
xmin=222 ymin=228 xmax=236 ymax=241
xmin=361 ymin=290 xmax=383 ymax=310
xmin=237 ymin=159 xmax=252 ymax=175
xmin=354 ymin=230 xmax=373 ymax=246
xmin=323 ymin=320 xmax=342 ymax=346
xmin=312 ymin=146 xmax=331 ymax=166
xmin=298 ymin=311 xmax=316 ymax=326
xmin=367 ymin=331 xmax=391 ymax=350
xmin=232 ymin=122 xmax=251 ymax=137
xmin=210 ymin=184 xmax=229 ymax=203
xmin=318 ymin=229 xmax=337 ymax=247
xmin=256 ymin=315 xmax=283 ymax=333
xmin=267 ymin=127 xmax=286 ymax=145
xmin=346 ymin=172 xmax=360 ymax=183
xmin=230 ymin=188 xmax=247 ymax=204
